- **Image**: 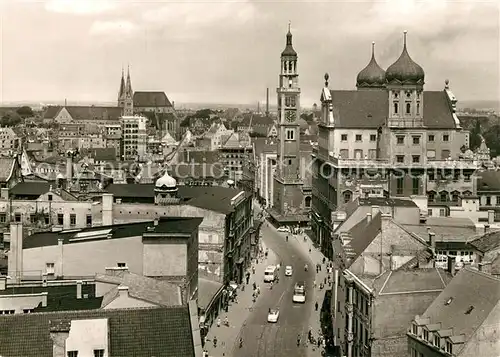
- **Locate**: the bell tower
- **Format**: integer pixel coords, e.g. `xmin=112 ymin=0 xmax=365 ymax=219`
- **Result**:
xmin=272 ymin=23 xmax=304 ymax=220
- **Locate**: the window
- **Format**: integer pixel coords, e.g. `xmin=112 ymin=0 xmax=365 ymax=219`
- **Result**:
xmin=343 ymin=191 xmax=352 ymax=204
xmin=396 ymin=155 xmax=404 ymax=163
xmin=412 ymin=136 xmax=420 ymax=145
xmin=93 ymin=350 xmax=105 ymax=357
xmin=67 ymin=352 xmax=78 ymax=357
xmin=486 ymin=196 xmax=491 ymax=206
xmin=393 ymin=102 xmax=399 ymax=114
xmin=339 ymin=149 xmax=348 ymax=159
xmin=86 ymin=215 xmax=92 ymax=227
xmin=452 ymin=192 xmax=459 ymax=202
xmin=406 ymin=102 xmax=411 ymax=114
xmin=443 ymin=134 xmax=449 ymax=141
xmin=117 ymin=262 xmax=126 ymax=268
xmin=439 ymin=208 xmax=446 ymax=217
xmin=285 ymin=129 xmax=295 ymax=140
xmin=412 ymin=323 xmax=418 ymax=335
xmin=370 ymin=134 xmax=376 ymax=142
xmin=441 ymin=149 xmax=450 ymax=159
xmin=412 ymin=177 xmax=419 ymax=195
xmin=304 ymin=196 xmax=311 ymax=208
xmin=428 ymin=209 xmax=432 ymax=216
xmin=446 ymin=341 xmax=453 ymax=353
xmin=416 ymin=102 xmax=420 ymax=115
xmin=423 ymin=329 xmax=429 ymax=341
xmin=412 ymin=155 xmax=420 ymax=163
xmin=0 ymin=310 xmax=14 ymax=314
xmin=57 ymin=214 xmax=64 ymax=225
xmin=396 ymin=136 xmax=404 ymax=144
xmin=396 ymin=177 xmax=404 ymax=195
xmin=30 ymin=214 xmax=36 ymax=224
xmin=368 ymin=149 xmax=377 ymax=159
xmin=428 ymin=134 xmax=435 ymax=142
xmin=428 ymin=192 xmax=436 ymax=202
xmin=14 ymin=213 xmax=21 ymax=222
xmin=464 ymin=174 xmax=471 ymax=182
xmin=355 ymin=134 xmax=362 ymax=142
xmin=0 ymin=213 xmax=5 ymax=223
xmin=46 ymin=262 xmax=55 ymax=275
xmin=354 ymin=149 xmax=363 ymax=159
xmin=440 ymin=192 xmax=448 ymax=202
xmin=341 ymin=134 xmax=348 ymax=141
xmin=48 ymin=194 xmax=53 ymax=201
xmin=70 ymin=214 xmax=76 ymax=226
xmin=434 ymin=335 xmax=441 ymax=348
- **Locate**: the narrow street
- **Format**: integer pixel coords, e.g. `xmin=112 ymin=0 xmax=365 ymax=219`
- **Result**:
xmin=234 ymin=222 xmax=316 ymax=357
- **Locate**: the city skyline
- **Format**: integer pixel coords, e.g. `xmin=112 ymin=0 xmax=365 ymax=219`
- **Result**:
xmin=0 ymin=0 xmax=498 ymax=106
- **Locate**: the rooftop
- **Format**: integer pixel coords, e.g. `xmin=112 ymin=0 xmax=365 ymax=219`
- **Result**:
xmin=0 ymin=306 xmax=195 ymax=357
xmin=358 ymin=197 xmax=418 ymax=208
xmin=477 ymin=170 xmax=500 ymax=192
xmin=468 ymin=230 xmax=500 ymax=253
xmin=23 ymin=217 xmax=203 ymax=249
xmin=403 ymin=217 xmax=477 ymax=243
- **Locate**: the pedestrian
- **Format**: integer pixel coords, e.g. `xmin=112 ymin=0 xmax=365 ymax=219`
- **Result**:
xmin=313 ymin=280 xmax=316 ymax=289
xmin=309 ymin=247 xmax=311 ymax=253
xmin=253 ymin=282 xmax=257 ymax=290
xmin=217 ymin=317 xmax=221 ymax=327
xmin=252 ymin=266 xmax=256 ymax=274
xmin=246 ymin=274 xmax=250 ymax=285
xmin=324 ymin=277 xmax=327 ymax=285
xmin=224 ymin=316 xmax=229 ymax=327
xmin=213 ymin=336 xmax=218 ymax=347
xmin=322 ymin=257 xmax=326 ymax=264
xmin=286 ymin=235 xmax=288 ymax=242
xmin=315 ymin=301 xmax=319 ymax=311
xmin=317 ymin=337 xmax=321 ymax=348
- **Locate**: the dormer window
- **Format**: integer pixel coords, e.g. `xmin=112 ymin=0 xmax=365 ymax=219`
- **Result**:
xmin=411 ymin=323 xmax=418 ymax=335
xmin=446 ymin=341 xmax=453 ymax=353
xmin=434 ymin=335 xmax=441 ymax=348
xmin=423 ymin=329 xmax=429 ymax=341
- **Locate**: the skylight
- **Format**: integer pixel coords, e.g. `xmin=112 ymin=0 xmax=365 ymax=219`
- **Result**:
xmin=445 ymin=297 xmax=453 ymax=305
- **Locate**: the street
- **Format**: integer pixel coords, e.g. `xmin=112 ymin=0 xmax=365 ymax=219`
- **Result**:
xmin=233 ymin=222 xmax=315 ymax=357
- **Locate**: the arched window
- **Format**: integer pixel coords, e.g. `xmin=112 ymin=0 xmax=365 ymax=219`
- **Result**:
xmin=440 ymin=191 xmax=449 ymax=202
xmin=305 ymin=196 xmax=312 ymax=208
xmin=416 ymin=102 xmax=420 ymax=115
xmin=343 ymin=190 xmax=352 ymax=203
xmin=406 ymin=103 xmax=411 ymax=114
xmin=393 ymin=102 xmax=399 ymax=114
xmin=428 ymin=191 xmax=436 ymax=202
xmin=284 ymin=61 xmax=287 ymax=71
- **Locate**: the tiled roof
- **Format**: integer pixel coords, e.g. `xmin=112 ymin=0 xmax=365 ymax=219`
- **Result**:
xmin=358 ymin=197 xmax=418 ymax=208
xmin=133 ymin=91 xmax=173 ymax=108
xmin=87 ymin=147 xmax=116 ymax=161
xmin=419 ymin=267 xmax=500 ymax=353
xmin=10 ymin=181 xmax=53 ymax=196
xmin=327 ymin=90 xmax=456 ymax=129
xmin=0 ymin=306 xmax=195 ymax=357
xmin=477 ymin=170 xmax=500 ymax=192
xmin=180 ymin=150 xmax=221 ymax=164
xmin=345 ymin=213 xmax=382 ymax=262
xmin=198 ymin=278 xmax=223 ymax=310
xmin=252 ymin=137 xmax=277 ymax=156
xmin=23 ymin=217 xmax=203 ymax=249
xmin=97 ymin=271 xmax=182 ymax=307
xmin=468 ymin=230 xmax=500 ymax=253
xmin=42 ymin=106 xmax=62 ymax=119
xmin=0 ymin=158 xmax=16 ymax=182
xmin=65 ymin=106 xmax=122 ymax=121
xmin=403 ymin=217 xmax=477 ymax=243
xmin=169 ymin=163 xmax=225 ymax=179
xmin=371 ymin=269 xmax=451 ymax=340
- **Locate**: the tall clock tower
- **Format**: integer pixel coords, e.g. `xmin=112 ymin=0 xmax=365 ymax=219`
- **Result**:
xmin=272 ymin=24 xmax=304 ymax=221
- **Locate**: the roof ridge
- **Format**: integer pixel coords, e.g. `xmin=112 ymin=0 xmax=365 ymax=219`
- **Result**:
xmin=463 ymin=266 xmax=500 ymax=282
xmin=0 ymin=305 xmax=178 ymax=317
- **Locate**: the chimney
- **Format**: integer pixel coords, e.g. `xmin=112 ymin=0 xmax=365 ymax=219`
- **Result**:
xmin=102 ymin=193 xmax=114 ymax=226
xmin=371 ymin=205 xmax=380 ymax=218
xmin=366 ymin=212 xmax=372 ymax=223
xmin=76 ymin=280 xmax=82 ymax=299
xmin=7 ymin=223 xmax=23 ymax=283
xmin=118 ymin=285 xmax=129 ymax=297
xmin=172 ymin=100 xmax=175 ymax=109
xmin=57 ymin=238 xmax=64 ymax=278
xmin=488 ymin=210 xmax=495 ymax=224
xmin=485 ymin=224 xmax=490 ymax=233
xmin=0 ymin=187 xmax=8 ymax=200
xmin=49 ymin=320 xmax=71 ymax=357
xmin=41 ymin=291 xmax=48 ymax=307
xmin=429 ymin=232 xmax=436 ymax=250
xmin=266 ymin=88 xmax=270 ymax=116
xmin=65 ymin=155 xmax=72 ymax=180
xmin=447 ymin=256 xmax=456 ymax=276
xmin=154 ymin=218 xmax=159 ymax=226
xmin=0 ymin=276 xmax=6 ymax=290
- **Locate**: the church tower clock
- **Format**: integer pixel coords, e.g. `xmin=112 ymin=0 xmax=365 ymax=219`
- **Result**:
xmin=272 ymin=24 xmax=305 ymax=221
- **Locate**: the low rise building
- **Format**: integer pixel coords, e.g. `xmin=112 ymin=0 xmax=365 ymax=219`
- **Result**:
xmin=0 ymin=127 xmax=20 ymax=152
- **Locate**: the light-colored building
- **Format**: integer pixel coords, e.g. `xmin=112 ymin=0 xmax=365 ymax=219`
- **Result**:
xmin=0 ymin=128 xmax=20 ymax=152
xmin=121 ymin=115 xmax=148 ymax=161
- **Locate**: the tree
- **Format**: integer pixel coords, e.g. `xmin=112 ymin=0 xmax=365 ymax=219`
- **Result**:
xmin=0 ymin=112 xmax=21 ymax=127
xmin=16 ymin=106 xmax=33 ymax=118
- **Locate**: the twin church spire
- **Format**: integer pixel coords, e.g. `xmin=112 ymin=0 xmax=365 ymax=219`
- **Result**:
xmin=118 ymin=66 xmax=133 ymax=100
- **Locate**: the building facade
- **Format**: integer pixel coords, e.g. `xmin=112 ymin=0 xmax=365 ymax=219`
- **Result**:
xmin=121 ymin=116 xmax=148 ymax=161
xmin=311 ymin=32 xmax=478 ymax=254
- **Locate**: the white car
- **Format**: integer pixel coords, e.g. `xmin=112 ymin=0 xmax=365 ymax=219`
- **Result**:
xmin=285 ymin=266 xmax=293 ymax=276
xmin=267 ymin=309 xmax=280 ymax=323
xmin=277 ymin=227 xmax=290 ymax=233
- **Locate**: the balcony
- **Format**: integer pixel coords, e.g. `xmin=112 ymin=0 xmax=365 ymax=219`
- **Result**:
xmin=387 ymin=118 xmax=425 ymax=128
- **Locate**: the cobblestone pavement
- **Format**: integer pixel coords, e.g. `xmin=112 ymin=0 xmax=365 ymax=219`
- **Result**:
xmin=203 ymin=239 xmax=278 ymax=357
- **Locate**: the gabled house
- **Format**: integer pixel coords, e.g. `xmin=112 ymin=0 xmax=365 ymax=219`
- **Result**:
xmin=408 ymin=267 xmax=500 ymax=357
xmin=0 ymin=157 xmax=21 ymax=189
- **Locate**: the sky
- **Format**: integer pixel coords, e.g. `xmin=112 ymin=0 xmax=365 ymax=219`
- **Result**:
xmin=0 ymin=0 xmax=498 ymax=107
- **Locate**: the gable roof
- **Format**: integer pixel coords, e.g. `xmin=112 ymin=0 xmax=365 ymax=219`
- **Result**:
xmin=96 ymin=271 xmax=182 ymax=307
xmin=0 ymin=158 xmax=17 ymax=182
xmin=65 ymin=106 xmax=123 ymax=121
xmin=344 ymin=213 xmax=382 ymax=262
xmin=87 ymin=147 xmax=117 ymax=162
xmin=42 ymin=106 xmax=62 ymax=119
xmin=403 ymin=217 xmax=477 ymax=243
xmin=133 ymin=91 xmax=173 ymax=108
xmin=0 ymin=306 xmax=195 ymax=357
xmin=23 ymin=217 xmax=203 ymax=249
xmin=327 ymin=90 xmax=456 ymax=129
xmin=468 ymin=230 xmax=500 ymax=253
xmin=418 ymin=267 xmax=500 ymax=354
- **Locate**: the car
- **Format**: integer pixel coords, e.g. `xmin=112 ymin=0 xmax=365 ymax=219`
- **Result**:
xmin=285 ymin=266 xmax=293 ymax=276
xmin=267 ymin=309 xmax=280 ymax=323
xmin=293 ymin=282 xmax=306 ymax=303
xmin=277 ymin=226 xmax=290 ymax=233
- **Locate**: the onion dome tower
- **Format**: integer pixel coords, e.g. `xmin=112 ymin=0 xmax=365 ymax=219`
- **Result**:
xmin=356 ymin=42 xmax=386 ymax=89
xmin=281 ymin=24 xmax=297 ymax=57
xmin=154 ymin=170 xmax=179 ymax=205
xmin=385 ymin=31 xmax=424 ymax=85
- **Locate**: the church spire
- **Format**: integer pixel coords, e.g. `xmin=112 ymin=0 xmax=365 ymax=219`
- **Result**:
xmin=118 ymin=66 xmax=125 ymax=99
xmin=125 ymin=65 xmax=133 ymax=96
